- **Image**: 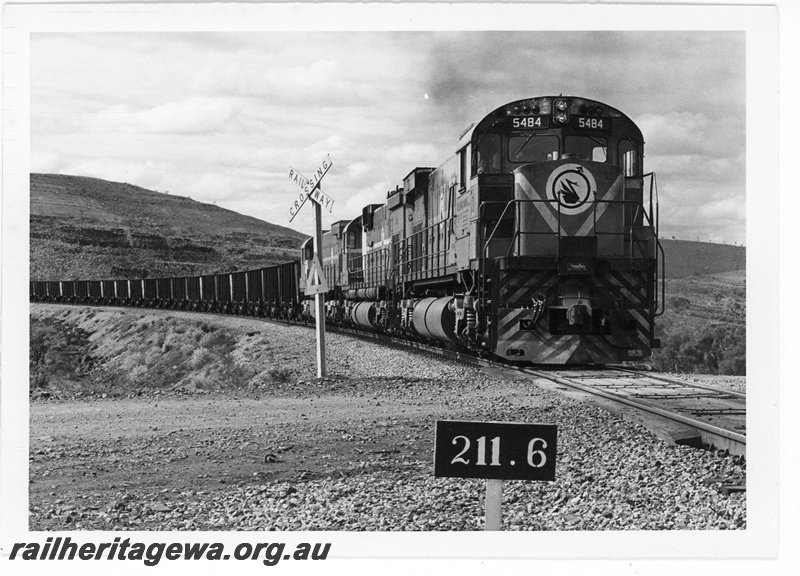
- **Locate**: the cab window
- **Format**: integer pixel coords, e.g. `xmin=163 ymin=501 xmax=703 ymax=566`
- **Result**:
xmin=347 ymin=229 xmax=361 ymax=249
xmin=474 ymin=133 xmax=502 ymax=174
xmin=565 ymin=135 xmax=607 ymax=162
xmin=619 ymin=139 xmax=640 ymax=177
xmin=459 ymin=145 xmax=470 ymax=188
xmin=508 ymin=134 xmax=560 ymax=163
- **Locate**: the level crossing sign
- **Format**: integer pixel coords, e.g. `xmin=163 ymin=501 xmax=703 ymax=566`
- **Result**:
xmin=288 ymin=154 xmax=334 ymax=222
xmin=286 ymin=154 xmax=334 ymax=378
xmin=304 ymin=254 xmax=328 ymax=296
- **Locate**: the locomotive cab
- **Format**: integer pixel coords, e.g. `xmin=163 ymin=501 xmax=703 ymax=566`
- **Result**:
xmin=460 ymin=96 xmax=662 ymax=363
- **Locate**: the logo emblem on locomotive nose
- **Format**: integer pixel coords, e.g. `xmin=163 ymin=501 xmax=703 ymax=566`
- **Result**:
xmin=547 ymin=164 xmax=596 ymax=215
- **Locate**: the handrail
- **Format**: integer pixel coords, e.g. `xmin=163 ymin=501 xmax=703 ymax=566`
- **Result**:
xmin=644 ymin=172 xmax=659 ymax=240
xmin=347 ymin=246 xmax=392 ymax=288
xmin=479 ymin=198 xmax=659 ymax=261
xmin=655 ymin=238 xmax=666 ymax=317
xmin=389 ymin=219 xmax=453 ymax=282
xmin=644 ymin=171 xmax=665 ymax=317
xmin=477 ymin=198 xmax=660 ymax=318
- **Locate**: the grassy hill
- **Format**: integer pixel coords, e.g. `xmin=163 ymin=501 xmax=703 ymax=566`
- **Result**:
xmin=30 ymin=174 xmax=309 ymax=280
xmin=660 ymin=239 xmax=745 ymax=278
xmin=638 ymin=240 xmax=746 ymax=375
xmin=649 ymin=272 xmax=746 ymax=375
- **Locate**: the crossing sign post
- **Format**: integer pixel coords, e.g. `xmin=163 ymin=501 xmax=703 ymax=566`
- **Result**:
xmin=288 ymin=156 xmax=333 ymax=378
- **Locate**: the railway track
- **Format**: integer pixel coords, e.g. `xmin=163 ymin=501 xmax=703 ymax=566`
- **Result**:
xmin=520 ymin=367 xmax=745 ymax=457
xmin=321 ymin=320 xmax=747 ymax=457
xmin=32 ymin=302 xmax=747 ymax=457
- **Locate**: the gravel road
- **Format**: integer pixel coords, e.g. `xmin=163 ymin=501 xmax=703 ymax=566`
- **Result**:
xmin=29 ymin=305 xmax=746 ymax=531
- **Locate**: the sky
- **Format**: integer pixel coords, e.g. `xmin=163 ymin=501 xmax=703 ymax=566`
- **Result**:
xmin=30 ymin=30 xmax=746 ymax=245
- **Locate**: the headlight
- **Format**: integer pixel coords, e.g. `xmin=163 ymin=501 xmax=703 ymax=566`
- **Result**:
xmin=555 ymin=112 xmax=568 ymax=124
xmin=555 ymin=99 xmax=568 ymax=111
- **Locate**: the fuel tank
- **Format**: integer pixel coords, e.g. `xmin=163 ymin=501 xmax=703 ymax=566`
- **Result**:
xmin=412 ymin=297 xmax=457 ymax=343
xmin=351 ymin=301 xmax=377 ymax=329
xmin=346 ymin=287 xmax=383 ymax=301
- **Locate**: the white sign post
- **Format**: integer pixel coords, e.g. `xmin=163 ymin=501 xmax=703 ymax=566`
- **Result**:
xmin=485 ymin=479 xmax=503 ymax=531
xmin=288 ymin=156 xmax=333 ymax=378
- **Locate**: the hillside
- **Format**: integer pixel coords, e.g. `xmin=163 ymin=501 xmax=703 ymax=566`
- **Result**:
xmin=650 ymin=272 xmax=746 ymax=375
xmin=660 ymin=239 xmax=745 ymax=278
xmin=30 ymin=174 xmax=309 ymax=280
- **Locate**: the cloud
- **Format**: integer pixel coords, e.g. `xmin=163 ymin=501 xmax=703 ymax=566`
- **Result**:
xmin=342 ymin=181 xmax=394 ymax=217
xmin=347 ymin=162 xmax=371 ymax=179
xmin=699 ymin=197 xmax=746 ymax=221
xmin=30 ymin=31 xmax=747 ymax=243
xmin=306 ymin=134 xmax=356 ymax=159
xmin=92 ymin=97 xmax=237 ymax=135
xmin=637 ymin=112 xmax=714 ymax=155
xmin=31 ymin=150 xmax=68 ymax=174
xmin=64 ymin=159 xmax=167 ymax=190
xmin=193 ymin=58 xmax=344 ymax=102
xmin=385 ymin=143 xmax=440 ymax=166
xmin=189 ymin=173 xmax=241 ymax=202
xmin=189 ymin=35 xmax=422 ymax=109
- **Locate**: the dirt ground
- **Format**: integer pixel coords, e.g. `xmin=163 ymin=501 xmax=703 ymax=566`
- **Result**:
xmin=29 ymin=305 xmax=547 ymax=528
xmin=28 ymin=305 xmax=746 ymax=531
xmin=30 ymin=381 xmax=506 ymax=498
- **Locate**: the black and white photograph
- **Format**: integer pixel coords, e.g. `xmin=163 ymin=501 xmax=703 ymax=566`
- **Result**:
xmin=0 ymin=1 xmax=791 ymax=574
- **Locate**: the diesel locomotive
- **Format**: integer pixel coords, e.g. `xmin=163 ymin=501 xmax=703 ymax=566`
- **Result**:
xmin=30 ymin=95 xmax=663 ymax=365
xmin=301 ymin=95 xmax=663 ymax=364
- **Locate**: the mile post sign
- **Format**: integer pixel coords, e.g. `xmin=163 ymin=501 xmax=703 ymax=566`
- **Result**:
xmin=434 ymin=420 xmax=557 ymax=530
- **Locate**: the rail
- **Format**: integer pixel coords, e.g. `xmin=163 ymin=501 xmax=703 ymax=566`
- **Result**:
xmin=524 ymin=367 xmax=745 ymax=455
